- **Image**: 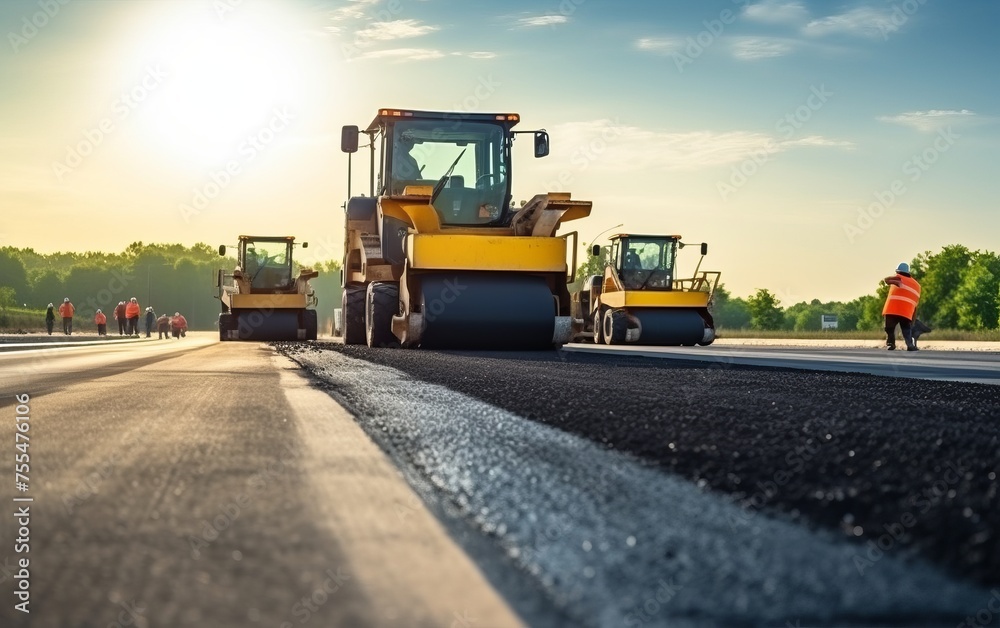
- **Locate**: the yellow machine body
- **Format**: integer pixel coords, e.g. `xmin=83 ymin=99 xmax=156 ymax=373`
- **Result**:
xmin=335 ymin=108 xmax=592 ymax=349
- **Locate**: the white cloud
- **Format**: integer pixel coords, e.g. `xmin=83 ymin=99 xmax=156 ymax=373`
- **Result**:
xmin=732 ymin=38 xmax=793 ymax=60
xmin=327 ymin=0 xmax=381 ymax=23
xmin=545 ymin=120 xmax=853 ymax=172
xmin=635 ymin=37 xmax=683 ymax=55
xmin=743 ymin=1 xmax=808 ymax=24
xmin=878 ymin=109 xmax=976 ymax=132
xmin=803 ymin=7 xmax=899 ymax=38
xmin=456 ymin=51 xmax=497 ymax=60
xmin=354 ymin=19 xmax=439 ymax=42
xmin=517 ymin=15 xmax=568 ymax=28
xmin=356 ymin=48 xmax=445 ymax=62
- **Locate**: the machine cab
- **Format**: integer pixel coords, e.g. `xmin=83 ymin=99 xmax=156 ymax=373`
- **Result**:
xmin=608 ymin=234 xmax=679 ymax=291
xmin=225 ymin=236 xmax=299 ymax=293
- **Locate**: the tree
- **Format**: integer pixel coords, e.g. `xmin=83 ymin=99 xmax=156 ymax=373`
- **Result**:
xmin=915 ymin=245 xmax=971 ymax=328
xmin=746 ymin=289 xmax=783 ymax=330
xmin=710 ymin=284 xmax=751 ymax=329
xmin=30 ymin=270 xmax=65 ymax=309
xmin=0 ymin=287 xmax=16 ymax=309
xmin=954 ymin=255 xmax=999 ymax=330
xmin=0 ymin=249 xmax=29 ymax=304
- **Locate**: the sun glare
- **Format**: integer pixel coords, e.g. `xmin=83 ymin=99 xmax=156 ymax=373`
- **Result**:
xmin=131 ymin=3 xmax=315 ymax=166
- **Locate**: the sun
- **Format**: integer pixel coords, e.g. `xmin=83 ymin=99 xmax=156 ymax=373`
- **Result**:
xmin=130 ymin=3 xmax=316 ymax=166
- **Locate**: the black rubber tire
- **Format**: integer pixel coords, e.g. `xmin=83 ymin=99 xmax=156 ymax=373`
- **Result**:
xmin=593 ymin=308 xmax=604 ymax=344
xmin=218 ymin=313 xmax=232 ymax=342
xmin=603 ymin=309 xmax=627 ymax=345
xmin=304 ymin=310 xmax=318 ymax=341
xmin=366 ymin=282 xmax=400 ymax=348
xmin=342 ymin=284 xmax=366 ymax=345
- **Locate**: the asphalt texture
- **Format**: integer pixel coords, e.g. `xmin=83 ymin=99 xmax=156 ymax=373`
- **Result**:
xmin=280 ymin=342 xmax=1000 ymax=627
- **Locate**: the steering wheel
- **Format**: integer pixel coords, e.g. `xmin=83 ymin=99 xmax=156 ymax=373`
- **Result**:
xmin=475 ymin=173 xmax=497 ymax=189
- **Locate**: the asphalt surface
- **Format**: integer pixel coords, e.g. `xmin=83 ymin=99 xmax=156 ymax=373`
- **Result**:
xmin=0 ymin=337 xmax=518 ymax=628
xmin=279 ymin=342 xmax=1000 ymax=626
xmin=565 ymin=343 xmax=1000 ymax=385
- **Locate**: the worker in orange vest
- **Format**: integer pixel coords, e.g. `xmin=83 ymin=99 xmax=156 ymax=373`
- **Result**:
xmin=882 ymin=262 xmax=921 ymax=351
xmin=58 ymin=297 xmax=75 ymax=335
xmin=171 ymin=312 xmax=188 ymax=339
xmin=94 ymin=309 xmax=107 ymax=336
xmin=124 ymin=297 xmax=141 ymax=336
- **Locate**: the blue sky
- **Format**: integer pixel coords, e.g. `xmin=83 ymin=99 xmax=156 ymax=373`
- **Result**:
xmin=1 ymin=0 xmax=997 ymax=302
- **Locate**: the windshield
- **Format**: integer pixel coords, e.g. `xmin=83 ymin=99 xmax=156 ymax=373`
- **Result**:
xmin=388 ymin=120 xmax=509 ymax=226
xmin=242 ymin=240 xmax=293 ymax=290
xmin=619 ymin=238 xmax=676 ymax=290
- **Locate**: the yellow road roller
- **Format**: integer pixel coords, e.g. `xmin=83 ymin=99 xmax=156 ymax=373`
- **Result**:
xmin=216 ymin=235 xmax=319 ymax=341
xmin=571 ymin=234 xmax=720 ymax=345
xmin=333 ymin=108 xmax=592 ymax=348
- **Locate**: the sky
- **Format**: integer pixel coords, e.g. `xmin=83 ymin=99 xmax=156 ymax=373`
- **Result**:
xmin=1 ymin=0 xmax=997 ymax=303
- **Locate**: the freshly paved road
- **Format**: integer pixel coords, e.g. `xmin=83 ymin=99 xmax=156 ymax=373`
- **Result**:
xmin=280 ymin=342 xmax=999 ymax=626
xmin=565 ymin=343 xmax=1000 ymax=385
xmin=0 ymin=336 xmax=519 ymax=628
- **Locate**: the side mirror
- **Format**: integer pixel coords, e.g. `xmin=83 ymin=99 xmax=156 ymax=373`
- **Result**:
xmin=302 ymin=242 xmax=309 ymax=249
xmin=701 ymin=243 xmax=708 ymax=256
xmin=591 ymin=244 xmax=601 ymax=257
xmin=341 ymin=125 xmax=359 ymax=153
xmin=534 ymin=131 xmax=549 ymax=158
xmin=218 ymin=245 xmax=226 ymax=257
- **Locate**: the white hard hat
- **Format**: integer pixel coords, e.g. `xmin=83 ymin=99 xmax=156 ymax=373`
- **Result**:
xmin=64 ymin=297 xmax=70 ymax=302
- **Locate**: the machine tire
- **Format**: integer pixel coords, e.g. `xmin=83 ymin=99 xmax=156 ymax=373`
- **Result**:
xmin=342 ymin=284 xmax=366 ymax=345
xmin=593 ymin=309 xmax=605 ymax=344
xmin=603 ymin=309 xmax=627 ymax=345
xmin=366 ymin=282 xmax=400 ymax=348
xmin=304 ymin=309 xmax=318 ymax=341
xmin=219 ymin=313 xmax=232 ymax=342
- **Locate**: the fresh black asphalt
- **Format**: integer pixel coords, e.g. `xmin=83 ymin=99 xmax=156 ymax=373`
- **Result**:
xmin=296 ymin=343 xmax=1000 ymax=592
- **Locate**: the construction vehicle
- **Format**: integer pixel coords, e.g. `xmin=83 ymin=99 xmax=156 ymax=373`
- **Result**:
xmin=215 ymin=235 xmax=319 ymax=341
xmin=571 ymin=234 xmax=719 ymax=345
xmin=333 ymin=108 xmax=591 ymax=349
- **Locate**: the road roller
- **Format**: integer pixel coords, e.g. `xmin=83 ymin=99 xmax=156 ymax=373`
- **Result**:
xmin=215 ymin=235 xmax=319 ymax=341
xmin=333 ymin=107 xmax=592 ymax=349
xmin=571 ymin=234 xmax=720 ymax=345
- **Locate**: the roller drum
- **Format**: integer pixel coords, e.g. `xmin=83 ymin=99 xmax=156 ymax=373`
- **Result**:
xmin=419 ymin=273 xmax=555 ymax=349
xmin=235 ymin=309 xmax=301 ymax=340
xmin=631 ymin=308 xmax=708 ymax=346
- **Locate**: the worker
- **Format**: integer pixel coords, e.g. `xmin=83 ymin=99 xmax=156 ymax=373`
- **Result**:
xmin=45 ymin=303 xmax=55 ymax=335
xmin=94 ymin=309 xmax=107 ymax=336
xmin=392 ymin=134 xmax=423 ymax=185
xmin=58 ymin=297 xmax=75 ymax=335
xmin=882 ymin=262 xmax=921 ymax=351
xmin=114 ymin=301 xmax=127 ymax=336
xmin=125 ymin=297 xmax=141 ymax=336
xmin=156 ymin=313 xmax=170 ymax=339
xmin=171 ymin=312 xmax=188 ymax=339
xmin=144 ymin=307 xmax=156 ymax=338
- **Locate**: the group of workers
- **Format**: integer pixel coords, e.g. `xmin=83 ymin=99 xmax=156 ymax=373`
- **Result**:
xmin=45 ymin=297 xmax=188 ymax=339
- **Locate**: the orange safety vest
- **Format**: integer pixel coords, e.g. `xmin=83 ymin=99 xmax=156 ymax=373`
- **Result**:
xmin=125 ymin=302 xmax=140 ymax=318
xmin=94 ymin=312 xmax=107 ymax=325
xmin=882 ymin=273 xmax=921 ymax=319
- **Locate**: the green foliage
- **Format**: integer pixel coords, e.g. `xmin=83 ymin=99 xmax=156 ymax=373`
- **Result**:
xmin=0 ymin=286 xmax=16 ymax=309
xmin=954 ymin=253 xmax=1000 ymax=330
xmin=913 ymin=245 xmax=971 ymax=328
xmin=711 ymin=285 xmax=751 ymax=329
xmin=570 ymin=245 xmax=607 ymax=293
xmin=746 ymin=289 xmax=783 ymax=330
xmin=0 ymin=249 xmax=29 ymax=304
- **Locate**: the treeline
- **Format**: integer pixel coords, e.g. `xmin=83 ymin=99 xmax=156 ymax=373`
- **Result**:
xmin=0 ymin=243 xmax=343 ymax=331
xmin=712 ymin=245 xmax=1000 ymax=331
